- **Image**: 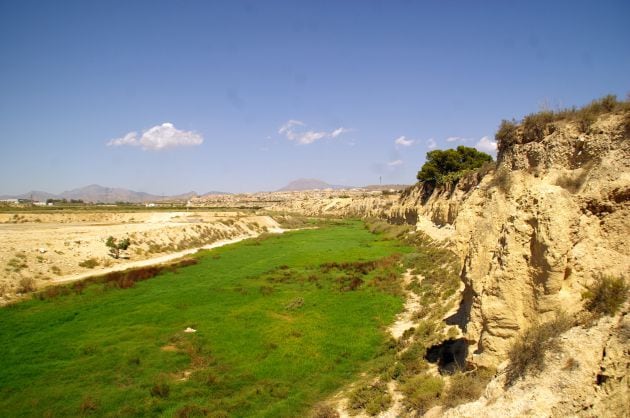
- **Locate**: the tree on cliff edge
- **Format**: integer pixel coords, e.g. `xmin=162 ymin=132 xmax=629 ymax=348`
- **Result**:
xmin=416 ymin=146 xmax=493 ymax=184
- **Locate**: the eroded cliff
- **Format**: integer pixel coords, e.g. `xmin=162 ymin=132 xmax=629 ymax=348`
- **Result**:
xmin=267 ymin=110 xmax=629 ymax=416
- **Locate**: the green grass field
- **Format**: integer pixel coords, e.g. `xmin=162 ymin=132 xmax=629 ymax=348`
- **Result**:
xmin=0 ymin=220 xmax=411 ymax=417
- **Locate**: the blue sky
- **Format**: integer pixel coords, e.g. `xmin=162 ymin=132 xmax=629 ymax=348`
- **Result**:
xmin=1 ymin=0 xmax=629 ymax=194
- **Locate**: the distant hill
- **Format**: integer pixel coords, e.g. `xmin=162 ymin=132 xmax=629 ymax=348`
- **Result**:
xmin=0 ymin=185 xmax=200 ymax=203
xmin=200 ymin=191 xmax=231 ymax=196
xmin=277 ymin=178 xmax=351 ymax=192
xmin=0 ymin=190 xmax=59 ymax=202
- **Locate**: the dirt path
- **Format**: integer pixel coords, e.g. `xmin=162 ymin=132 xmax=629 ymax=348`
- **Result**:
xmin=388 ymin=269 xmax=422 ymax=339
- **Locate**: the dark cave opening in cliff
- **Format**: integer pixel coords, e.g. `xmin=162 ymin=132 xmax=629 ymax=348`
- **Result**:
xmin=425 ymin=338 xmax=469 ymax=374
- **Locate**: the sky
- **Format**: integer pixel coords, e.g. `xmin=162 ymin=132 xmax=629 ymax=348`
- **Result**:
xmin=1 ymin=0 xmax=629 ymax=194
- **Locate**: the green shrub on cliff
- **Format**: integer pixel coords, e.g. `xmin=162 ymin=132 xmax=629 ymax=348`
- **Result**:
xmin=583 ymin=274 xmax=628 ymax=317
xmin=495 ymin=94 xmax=630 ymax=153
xmin=416 ymin=146 xmax=493 ymax=185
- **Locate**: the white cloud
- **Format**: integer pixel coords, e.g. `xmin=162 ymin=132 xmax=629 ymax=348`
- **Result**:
xmin=387 ymin=159 xmax=403 ymax=167
xmin=278 ymin=120 xmax=349 ymax=145
xmin=427 ymin=138 xmax=437 ymax=149
xmin=108 ymin=131 xmax=138 ymax=147
xmin=278 ymin=120 xmax=305 ymax=137
xmin=107 ymin=123 xmax=203 ymax=151
xmin=394 ymin=136 xmax=414 ymax=147
xmin=298 ymin=130 xmax=328 ymax=144
xmin=475 ymin=136 xmax=497 ymax=154
xmin=331 ymin=127 xmax=351 ymax=138
xmin=446 ymin=136 xmax=464 ymax=142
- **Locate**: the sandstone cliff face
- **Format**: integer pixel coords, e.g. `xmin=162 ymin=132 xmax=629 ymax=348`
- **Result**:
xmin=267 ymin=113 xmax=629 ymax=415
xmin=450 ymin=114 xmax=629 ymax=367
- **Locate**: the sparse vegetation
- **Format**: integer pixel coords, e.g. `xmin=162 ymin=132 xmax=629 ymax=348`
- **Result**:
xmin=441 ymin=367 xmax=496 ymax=408
xmin=522 ymin=110 xmax=555 ymax=143
xmin=358 ymin=219 xmax=466 ymax=414
xmin=7 ymin=256 xmax=28 ymax=273
xmin=401 ymin=373 xmax=444 ymax=413
xmin=582 ymin=274 xmax=628 ymax=317
xmin=18 ymin=277 xmax=36 ymax=293
xmin=495 ymin=94 xmax=630 ymax=153
xmin=495 ymin=119 xmax=519 ymax=154
xmin=505 ymin=313 xmax=573 ymax=386
xmin=348 ymin=380 xmax=392 ymax=415
xmin=311 ymin=403 xmax=340 ymax=418
xmin=78 ymin=258 xmax=99 ymax=269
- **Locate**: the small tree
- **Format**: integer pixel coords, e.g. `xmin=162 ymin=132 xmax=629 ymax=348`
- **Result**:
xmin=106 ymin=236 xmax=130 ymax=259
xmin=417 ymin=146 xmax=493 ymax=184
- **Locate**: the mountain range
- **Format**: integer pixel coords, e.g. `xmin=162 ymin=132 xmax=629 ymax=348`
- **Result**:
xmin=1 ymin=179 xmax=410 ymax=202
xmin=0 ymin=184 xmax=222 ymax=203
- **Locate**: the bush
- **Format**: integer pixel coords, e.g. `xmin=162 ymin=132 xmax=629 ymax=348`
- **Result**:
xmin=401 ymin=374 xmax=444 ymax=413
xmin=417 ymin=146 xmax=493 ymax=184
xmin=504 ymin=313 xmax=573 ymax=386
xmin=106 ymin=236 xmax=131 ymax=259
xmin=348 ymin=381 xmax=392 ymax=416
xmin=18 ymin=277 xmax=36 ymax=293
xmin=576 ymin=111 xmax=596 ymax=133
xmin=522 ymin=111 xmax=555 ymax=143
xmin=78 ymin=258 xmax=99 ymax=269
xmin=442 ymin=367 xmax=495 ymax=408
xmin=599 ymin=94 xmax=618 ymax=112
xmin=495 ymin=119 xmax=519 ymax=153
xmin=583 ymin=274 xmax=628 ymax=317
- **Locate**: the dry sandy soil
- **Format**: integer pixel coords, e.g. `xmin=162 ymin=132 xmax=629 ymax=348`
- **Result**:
xmin=0 ymin=211 xmax=281 ymax=304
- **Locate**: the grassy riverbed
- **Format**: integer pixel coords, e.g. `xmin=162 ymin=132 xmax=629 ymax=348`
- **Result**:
xmin=0 ymin=220 xmax=411 ymax=417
